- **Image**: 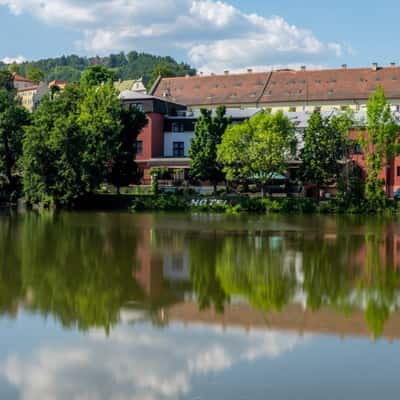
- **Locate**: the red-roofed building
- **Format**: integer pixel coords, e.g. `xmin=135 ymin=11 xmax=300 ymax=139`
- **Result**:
xmin=151 ymin=64 xmax=400 ymax=112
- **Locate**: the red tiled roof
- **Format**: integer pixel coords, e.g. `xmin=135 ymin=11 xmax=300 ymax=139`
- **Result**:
xmin=13 ymin=74 xmax=34 ymax=83
xmin=152 ymin=66 xmax=400 ymax=106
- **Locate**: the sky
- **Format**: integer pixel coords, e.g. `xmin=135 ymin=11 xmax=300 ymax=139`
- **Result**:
xmin=0 ymin=0 xmax=399 ymax=73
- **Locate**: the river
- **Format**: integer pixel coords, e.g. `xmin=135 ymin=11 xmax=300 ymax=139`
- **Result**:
xmin=0 ymin=211 xmax=399 ymax=399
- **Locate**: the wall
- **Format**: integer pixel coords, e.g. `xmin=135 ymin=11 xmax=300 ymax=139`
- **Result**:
xmin=164 ymin=131 xmax=195 ymax=157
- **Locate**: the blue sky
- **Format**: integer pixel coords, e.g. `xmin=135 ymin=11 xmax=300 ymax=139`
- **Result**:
xmin=0 ymin=0 xmax=399 ymax=72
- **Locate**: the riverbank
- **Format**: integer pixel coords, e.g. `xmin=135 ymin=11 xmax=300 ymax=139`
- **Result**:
xmin=127 ymin=193 xmax=400 ymax=215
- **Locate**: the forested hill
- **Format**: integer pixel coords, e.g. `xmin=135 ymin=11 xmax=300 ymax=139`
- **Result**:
xmin=0 ymin=51 xmax=196 ymax=86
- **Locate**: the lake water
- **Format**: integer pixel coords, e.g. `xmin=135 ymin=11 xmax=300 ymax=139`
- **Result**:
xmin=0 ymin=211 xmax=400 ymax=399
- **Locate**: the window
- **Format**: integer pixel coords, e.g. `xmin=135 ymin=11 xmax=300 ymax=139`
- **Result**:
xmin=172 ymin=122 xmax=184 ymax=132
xmin=173 ymin=142 xmax=185 ymax=157
xmin=397 ymin=166 xmax=400 ymax=177
xmin=134 ymin=140 xmax=143 ymax=155
xmin=352 ymin=143 xmax=363 ymax=155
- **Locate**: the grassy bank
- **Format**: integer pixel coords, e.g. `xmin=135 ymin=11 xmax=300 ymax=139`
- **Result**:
xmin=128 ymin=193 xmax=400 ymax=215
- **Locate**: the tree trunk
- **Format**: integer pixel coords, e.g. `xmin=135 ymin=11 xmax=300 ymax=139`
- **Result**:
xmin=213 ymin=183 xmax=217 ymax=196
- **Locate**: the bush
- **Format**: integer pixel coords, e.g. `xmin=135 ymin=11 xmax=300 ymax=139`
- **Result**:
xmin=131 ymin=194 xmax=189 ymax=212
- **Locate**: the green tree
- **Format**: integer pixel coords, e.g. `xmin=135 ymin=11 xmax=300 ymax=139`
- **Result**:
xmin=0 ymin=71 xmax=30 ymax=199
xmin=108 ymin=104 xmax=148 ymax=193
xmin=359 ymin=86 xmax=399 ymax=210
xmin=218 ymin=110 xmax=296 ymax=196
xmin=22 ymin=81 xmax=135 ymax=206
xmin=216 ymin=118 xmax=255 ymax=184
xmin=25 ymin=65 xmax=44 ymax=83
xmin=80 ymin=65 xmax=116 ymax=88
xmin=147 ymin=64 xmax=176 ymax=91
xmin=301 ymin=111 xmax=352 ymax=202
xmin=189 ymin=106 xmax=230 ymax=193
xmin=7 ymin=63 xmax=20 ymax=75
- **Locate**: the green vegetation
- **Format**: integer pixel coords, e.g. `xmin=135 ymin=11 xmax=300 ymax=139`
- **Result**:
xmin=0 ymin=70 xmax=30 ymax=202
xmin=301 ymin=110 xmax=352 ymax=202
xmin=21 ymin=68 xmax=147 ymax=207
xmin=359 ymin=86 xmax=400 ymax=210
xmin=218 ymin=110 xmax=296 ymax=196
xmin=189 ymin=106 xmax=230 ymax=194
xmin=0 ymin=51 xmax=196 ymax=84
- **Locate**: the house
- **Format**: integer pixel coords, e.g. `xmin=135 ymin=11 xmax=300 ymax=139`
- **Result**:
xmin=151 ymin=63 xmax=400 ymax=113
xmin=120 ymin=89 xmax=267 ymax=184
xmin=48 ymin=80 xmax=68 ymax=91
xmin=17 ymin=83 xmax=48 ymax=112
xmin=12 ymin=74 xmax=34 ymax=89
xmin=115 ymin=78 xmax=147 ymax=94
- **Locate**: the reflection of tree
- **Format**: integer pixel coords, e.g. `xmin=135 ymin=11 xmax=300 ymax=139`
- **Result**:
xmin=359 ymin=234 xmax=400 ymax=338
xmin=0 ymin=212 xmax=144 ymax=333
xmin=217 ymin=236 xmax=297 ymax=312
xmin=0 ymin=216 xmax=24 ymax=315
xmin=189 ymin=235 xmax=229 ymax=313
xmin=301 ymin=235 xmax=357 ymax=312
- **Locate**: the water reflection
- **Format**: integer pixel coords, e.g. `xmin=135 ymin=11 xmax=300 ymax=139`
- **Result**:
xmin=0 ymin=212 xmax=400 ymax=339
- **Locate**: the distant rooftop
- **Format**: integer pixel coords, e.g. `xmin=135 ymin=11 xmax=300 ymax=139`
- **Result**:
xmin=151 ymin=65 xmax=400 ymax=107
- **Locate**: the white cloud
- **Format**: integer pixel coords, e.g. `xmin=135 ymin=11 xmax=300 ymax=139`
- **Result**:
xmin=1 ymin=55 xmax=27 ymax=64
xmin=0 ymin=322 xmax=310 ymax=400
xmin=0 ymin=0 xmax=352 ymax=72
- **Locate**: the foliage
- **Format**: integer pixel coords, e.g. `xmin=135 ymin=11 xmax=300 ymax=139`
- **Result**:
xmin=147 ymin=64 xmax=177 ymax=91
xmin=25 ymin=65 xmax=44 ymax=83
xmin=0 ymin=71 xmax=30 ymax=200
xmin=218 ymin=110 xmax=296 ymax=195
xmin=22 ymin=81 xmax=146 ymax=207
xmin=131 ymin=193 xmax=190 ymax=212
xmin=189 ymin=106 xmax=230 ymax=193
xmin=301 ymin=111 xmax=353 ymax=201
xmin=190 ymin=236 xmax=229 ymax=313
xmin=359 ymin=86 xmax=400 ymax=211
xmin=109 ymin=105 xmax=148 ymax=192
xmin=80 ymin=65 xmax=116 ymax=87
xmin=1 ymin=51 xmax=195 ymax=85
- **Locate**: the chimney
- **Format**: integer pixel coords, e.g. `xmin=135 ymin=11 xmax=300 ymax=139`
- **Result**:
xmin=247 ymin=68 xmax=253 ymax=73
xmin=301 ymin=65 xmax=306 ymax=71
xmin=224 ymin=70 xmax=229 ymax=75
xmin=341 ymin=64 xmax=347 ymax=69
xmin=372 ymin=62 xmax=378 ymax=71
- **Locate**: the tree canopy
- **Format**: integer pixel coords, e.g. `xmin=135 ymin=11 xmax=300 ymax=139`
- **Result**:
xmin=1 ymin=51 xmax=196 ymax=85
xmin=218 ymin=110 xmax=296 ymax=194
xmin=301 ymin=111 xmax=352 ymax=201
xmin=22 ymin=80 xmax=146 ymax=206
xmin=189 ymin=106 xmax=230 ymax=192
xmin=359 ymin=86 xmax=400 ymax=209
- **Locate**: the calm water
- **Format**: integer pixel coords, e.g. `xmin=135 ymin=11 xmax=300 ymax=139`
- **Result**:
xmin=0 ymin=211 xmax=400 ymax=399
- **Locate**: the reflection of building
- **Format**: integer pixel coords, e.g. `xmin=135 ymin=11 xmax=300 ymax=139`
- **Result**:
xmin=165 ymin=302 xmax=400 ymax=341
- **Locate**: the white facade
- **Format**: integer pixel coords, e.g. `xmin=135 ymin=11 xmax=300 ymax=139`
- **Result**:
xmin=164 ymin=131 xmax=195 ymax=157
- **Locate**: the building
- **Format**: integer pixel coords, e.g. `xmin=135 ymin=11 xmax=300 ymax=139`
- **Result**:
xmin=17 ymin=83 xmax=48 ymax=112
xmin=12 ymin=74 xmax=34 ymax=89
xmin=115 ymin=78 xmax=147 ymax=94
xmin=120 ymin=90 xmax=269 ymax=184
xmin=151 ymin=63 xmax=400 ymax=112
xmin=48 ymin=80 xmax=68 ymax=91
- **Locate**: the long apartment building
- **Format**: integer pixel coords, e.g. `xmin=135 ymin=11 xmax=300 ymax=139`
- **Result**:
xmin=150 ymin=63 xmax=400 ymax=112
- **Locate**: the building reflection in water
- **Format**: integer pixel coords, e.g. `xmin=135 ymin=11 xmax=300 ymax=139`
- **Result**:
xmin=132 ymin=215 xmax=400 ymax=340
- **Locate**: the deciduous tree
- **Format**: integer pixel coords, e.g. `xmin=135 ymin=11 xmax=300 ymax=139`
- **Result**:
xmin=359 ymin=86 xmax=399 ymax=210
xmin=301 ymin=111 xmax=352 ymax=202
xmin=189 ymin=106 xmax=230 ymax=193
